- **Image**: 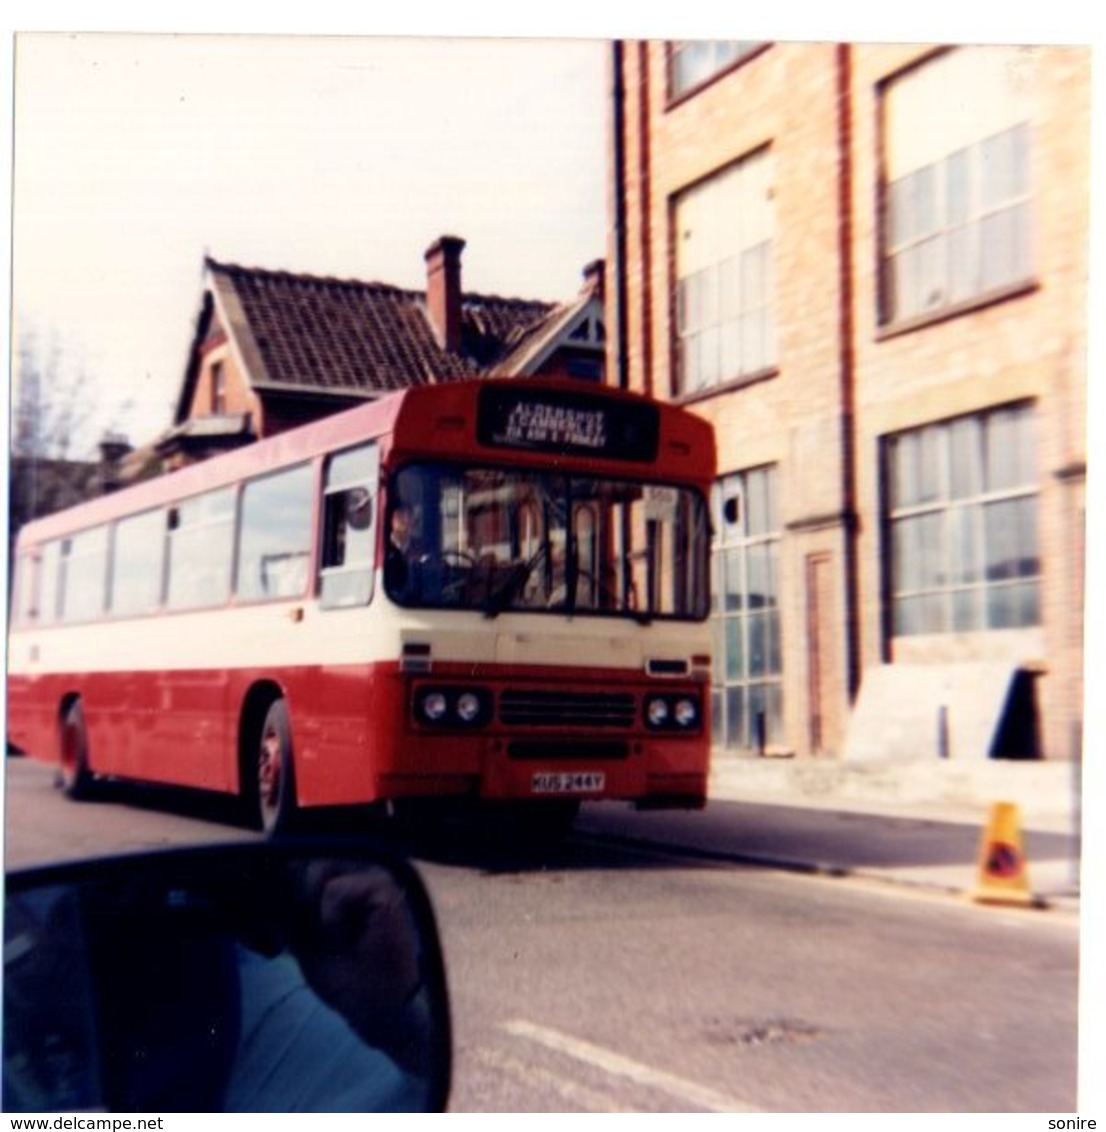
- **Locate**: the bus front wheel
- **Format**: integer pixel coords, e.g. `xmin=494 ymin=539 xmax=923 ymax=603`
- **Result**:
xmin=256 ymin=699 xmax=297 ymax=836
xmin=58 ymin=701 xmax=95 ymax=800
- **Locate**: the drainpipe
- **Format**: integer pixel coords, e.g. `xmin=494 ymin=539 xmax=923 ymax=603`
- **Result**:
xmin=636 ymin=40 xmax=654 ymax=400
xmin=611 ymin=40 xmax=629 ymax=391
xmin=836 ymin=42 xmax=861 ymax=701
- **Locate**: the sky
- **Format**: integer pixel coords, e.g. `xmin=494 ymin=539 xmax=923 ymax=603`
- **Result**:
xmin=6 ymin=5 xmax=1101 ymax=459
xmin=9 ymin=32 xmax=611 ymax=454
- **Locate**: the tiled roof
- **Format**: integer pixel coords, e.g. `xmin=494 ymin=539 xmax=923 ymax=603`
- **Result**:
xmin=488 ymin=287 xmax=599 ymax=377
xmin=207 ymin=258 xmax=555 ymax=396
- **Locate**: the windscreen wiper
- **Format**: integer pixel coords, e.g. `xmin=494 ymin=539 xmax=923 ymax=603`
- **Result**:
xmin=483 ymin=543 xmax=547 ymax=619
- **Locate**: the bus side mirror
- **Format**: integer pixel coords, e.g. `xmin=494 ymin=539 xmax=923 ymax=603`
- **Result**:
xmin=3 ymin=841 xmax=452 ymax=1113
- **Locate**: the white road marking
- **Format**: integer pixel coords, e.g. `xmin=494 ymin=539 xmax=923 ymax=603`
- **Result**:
xmin=470 ymin=1046 xmax=635 ymax=1113
xmin=503 ymin=1019 xmax=759 ymax=1113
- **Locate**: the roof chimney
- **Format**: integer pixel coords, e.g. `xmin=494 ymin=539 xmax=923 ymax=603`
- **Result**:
xmin=98 ymin=432 xmax=133 ymax=494
xmin=425 ymin=235 xmax=466 ymax=353
xmin=581 ymin=258 xmax=605 ymax=300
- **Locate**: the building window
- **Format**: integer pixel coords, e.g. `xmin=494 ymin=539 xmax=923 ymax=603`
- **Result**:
xmin=711 ymin=466 xmax=783 ymax=751
xmin=882 ymin=47 xmax=1036 ymax=326
xmin=675 ymin=150 xmax=776 ymax=397
xmin=886 ymin=403 xmax=1039 ymax=636
xmin=670 ymin=41 xmax=765 ymax=98
xmin=211 ymin=361 xmax=227 ymax=414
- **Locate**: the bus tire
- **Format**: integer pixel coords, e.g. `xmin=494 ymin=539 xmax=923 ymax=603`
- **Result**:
xmin=58 ymin=700 xmax=95 ymax=800
xmin=256 ymin=698 xmax=298 ymax=836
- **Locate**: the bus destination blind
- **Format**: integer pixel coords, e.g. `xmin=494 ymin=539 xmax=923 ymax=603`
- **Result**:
xmin=477 ymin=387 xmax=659 ymax=462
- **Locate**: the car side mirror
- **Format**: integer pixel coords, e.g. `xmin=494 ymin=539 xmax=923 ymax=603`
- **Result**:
xmin=3 ymin=840 xmax=452 ymax=1113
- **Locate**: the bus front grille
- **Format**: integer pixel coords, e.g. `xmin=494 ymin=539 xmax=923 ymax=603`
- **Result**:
xmin=498 ymin=689 xmax=636 ymax=729
xmin=507 ymin=740 xmax=629 ymax=761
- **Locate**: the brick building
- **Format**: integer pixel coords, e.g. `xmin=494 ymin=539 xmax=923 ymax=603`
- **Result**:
xmin=608 ymin=42 xmax=1089 ymax=765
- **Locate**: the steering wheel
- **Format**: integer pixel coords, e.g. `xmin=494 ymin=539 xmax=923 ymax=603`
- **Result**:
xmin=415 ymin=550 xmax=476 ymax=602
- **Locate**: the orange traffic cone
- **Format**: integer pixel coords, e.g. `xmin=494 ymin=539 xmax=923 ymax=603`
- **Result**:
xmin=969 ymin=801 xmax=1035 ymax=907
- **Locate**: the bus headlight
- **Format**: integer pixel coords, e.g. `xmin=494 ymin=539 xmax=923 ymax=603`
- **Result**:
xmin=645 ymin=693 xmax=701 ymax=731
xmin=646 ymin=697 xmax=669 ymax=727
xmin=419 ymin=691 xmax=448 ymax=722
xmin=674 ymin=699 xmax=698 ymax=728
xmin=456 ymin=692 xmax=482 ymax=723
xmin=414 ymin=686 xmax=492 ymax=728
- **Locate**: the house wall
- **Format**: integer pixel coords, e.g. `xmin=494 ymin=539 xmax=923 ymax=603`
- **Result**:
xmin=188 ymin=327 xmax=262 ymax=424
xmin=261 ymin=396 xmax=370 ymax=437
xmin=610 ymin=41 xmax=1089 ymax=763
xmin=533 ymin=348 xmax=605 ymax=384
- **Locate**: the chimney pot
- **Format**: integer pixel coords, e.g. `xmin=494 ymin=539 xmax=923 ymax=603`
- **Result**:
xmin=99 ymin=432 xmax=133 ymax=494
xmin=581 ymin=258 xmax=605 ymax=300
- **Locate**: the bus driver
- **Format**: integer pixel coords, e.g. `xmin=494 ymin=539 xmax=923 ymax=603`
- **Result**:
xmin=384 ymin=505 xmax=417 ymax=595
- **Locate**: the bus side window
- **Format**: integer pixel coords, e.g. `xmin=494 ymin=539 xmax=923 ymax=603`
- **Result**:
xmin=237 ymin=464 xmax=313 ymax=602
xmin=38 ymin=542 xmax=60 ymax=626
xmin=58 ymin=527 xmax=110 ymax=624
xmin=110 ymin=509 xmax=166 ymax=618
xmin=11 ymin=553 xmax=36 ymax=626
xmin=165 ymin=489 xmax=236 ymax=611
xmin=320 ymin=443 xmax=379 ymax=610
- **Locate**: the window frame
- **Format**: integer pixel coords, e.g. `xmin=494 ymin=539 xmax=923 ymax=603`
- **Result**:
xmin=710 ymin=465 xmax=784 ymax=752
xmin=11 ymin=552 xmax=39 ymax=627
xmin=877 ymin=47 xmax=1037 ymax=333
xmin=671 ymin=149 xmax=778 ymax=401
xmin=37 ymin=541 xmax=61 ymax=626
xmin=211 ymin=360 xmax=227 ymax=414
xmin=667 ymin=40 xmax=769 ymax=103
xmin=884 ymin=403 xmax=1040 ymax=638
xmin=236 ymin=461 xmax=315 ymax=604
xmin=109 ymin=507 xmax=169 ymax=619
xmin=318 ymin=442 xmax=381 ymax=611
xmin=164 ymin=486 xmax=238 ymax=613
xmin=57 ymin=525 xmax=110 ymax=625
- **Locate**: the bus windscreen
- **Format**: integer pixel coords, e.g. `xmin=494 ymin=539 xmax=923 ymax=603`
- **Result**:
xmin=385 ymin=463 xmax=710 ymax=621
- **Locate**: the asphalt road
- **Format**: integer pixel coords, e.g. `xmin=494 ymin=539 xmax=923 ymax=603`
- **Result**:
xmin=3 ymin=756 xmax=1082 ymax=1112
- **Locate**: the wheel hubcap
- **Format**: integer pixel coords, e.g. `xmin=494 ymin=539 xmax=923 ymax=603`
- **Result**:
xmin=259 ymin=731 xmax=281 ymax=810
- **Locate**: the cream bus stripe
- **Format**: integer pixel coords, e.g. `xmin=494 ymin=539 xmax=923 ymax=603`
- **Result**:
xmin=9 ymin=593 xmax=709 ymax=677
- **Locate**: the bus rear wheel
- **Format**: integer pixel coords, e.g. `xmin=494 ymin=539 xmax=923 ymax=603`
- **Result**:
xmin=58 ymin=701 xmax=95 ymax=800
xmin=256 ymin=699 xmax=297 ymax=836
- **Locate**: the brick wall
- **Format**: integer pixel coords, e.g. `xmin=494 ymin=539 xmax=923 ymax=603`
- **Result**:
xmin=610 ymin=40 xmax=1090 ymax=761
xmin=189 ymin=330 xmax=261 ymax=423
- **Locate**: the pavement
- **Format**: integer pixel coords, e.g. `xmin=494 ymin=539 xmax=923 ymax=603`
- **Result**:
xmin=576 ymin=756 xmax=1085 ymax=915
xmin=4 ymin=749 xmax=1086 ymax=915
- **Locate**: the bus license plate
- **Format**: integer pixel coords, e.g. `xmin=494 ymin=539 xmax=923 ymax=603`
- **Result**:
xmin=532 ymin=771 xmax=605 ymax=795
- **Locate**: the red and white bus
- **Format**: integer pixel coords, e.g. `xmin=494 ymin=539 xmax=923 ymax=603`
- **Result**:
xmin=7 ymin=378 xmax=715 ymax=835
